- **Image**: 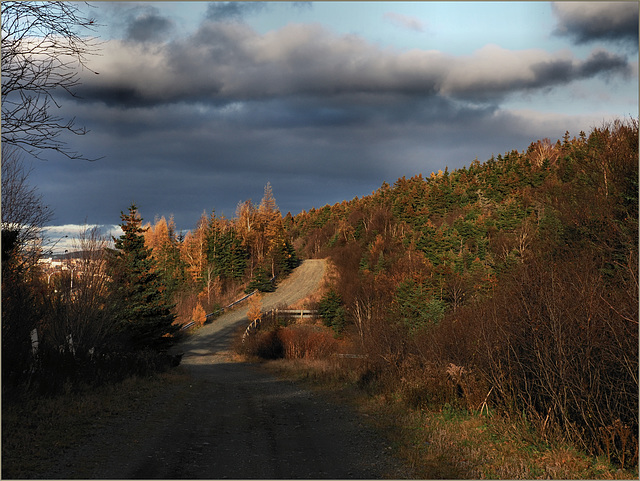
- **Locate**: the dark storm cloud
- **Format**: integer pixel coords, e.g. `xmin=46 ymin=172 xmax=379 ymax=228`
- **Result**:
xmin=77 ymin=21 xmax=632 ymax=111
xmin=527 ymin=50 xmax=630 ymax=88
xmin=76 ymin=85 xmax=156 ymax=108
xmin=124 ymin=5 xmax=174 ymax=43
xmin=441 ymin=45 xmax=632 ymax=102
xmin=552 ymin=2 xmax=639 ymax=49
xmin=33 ymin=6 xmax=635 ymax=238
xmin=578 ymin=49 xmax=632 ymax=78
xmin=104 ymin=4 xmax=176 ymax=44
xmin=204 ymin=2 xmax=268 ymax=21
xmin=49 ymin=92 xmax=492 ymax=200
xmin=34 ymin=84 xmax=621 ymax=237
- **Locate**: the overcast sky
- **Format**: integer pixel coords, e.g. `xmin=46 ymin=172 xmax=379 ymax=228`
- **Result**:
xmin=26 ymin=1 xmax=638 ymax=253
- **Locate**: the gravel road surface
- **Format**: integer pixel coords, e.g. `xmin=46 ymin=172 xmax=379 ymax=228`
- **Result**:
xmin=40 ymin=260 xmax=413 ymax=479
xmin=175 ymin=259 xmax=328 ymax=362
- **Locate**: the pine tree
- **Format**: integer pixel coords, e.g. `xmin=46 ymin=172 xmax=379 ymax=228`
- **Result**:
xmin=245 ymin=265 xmax=275 ymax=293
xmin=318 ymin=289 xmax=346 ymax=335
xmin=211 ymin=228 xmax=248 ymax=280
xmin=111 ymin=204 xmax=177 ymax=350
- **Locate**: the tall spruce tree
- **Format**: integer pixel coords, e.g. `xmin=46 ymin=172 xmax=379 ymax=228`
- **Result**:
xmin=111 ymin=204 xmax=177 ymax=350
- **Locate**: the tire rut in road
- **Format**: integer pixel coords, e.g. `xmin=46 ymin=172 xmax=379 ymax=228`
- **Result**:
xmin=94 ymin=360 xmax=411 ymax=479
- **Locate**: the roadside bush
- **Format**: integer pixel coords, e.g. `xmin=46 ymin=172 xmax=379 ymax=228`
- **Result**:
xmin=397 ymin=357 xmax=454 ymax=410
xmin=192 ymin=303 xmax=207 ymax=326
xmin=24 ymin=347 xmax=178 ymax=396
xmin=278 ymin=325 xmax=339 ymax=359
xmin=449 ymin=253 xmax=638 ymax=468
xmin=239 ymin=329 xmax=284 ymax=360
xmin=238 ymin=325 xmax=340 ymax=361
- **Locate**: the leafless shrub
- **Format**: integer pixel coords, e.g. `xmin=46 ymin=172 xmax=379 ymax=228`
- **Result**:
xmin=39 ymin=226 xmax=118 ymax=360
xmin=1 ymin=145 xmax=53 ymax=269
xmin=237 ymin=329 xmax=283 ymax=360
xmin=470 ymin=255 xmax=638 ymax=467
xmin=278 ymin=325 xmax=339 ymax=360
xmin=239 ymin=324 xmax=339 ymax=361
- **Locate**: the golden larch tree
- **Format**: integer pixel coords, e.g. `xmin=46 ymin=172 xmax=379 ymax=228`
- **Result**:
xmin=180 ymin=211 xmax=208 ymax=283
xmin=247 ymin=293 xmax=263 ymax=323
xmin=192 ymin=302 xmax=207 ymax=326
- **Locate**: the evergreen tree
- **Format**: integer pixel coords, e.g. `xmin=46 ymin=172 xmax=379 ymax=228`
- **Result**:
xmin=207 ymin=225 xmax=247 ymax=281
xmin=394 ymin=279 xmax=445 ymax=333
xmin=110 ymin=204 xmax=177 ymax=350
xmin=318 ymin=289 xmax=346 ymax=335
xmin=245 ymin=265 xmax=275 ymax=293
xmin=275 ymin=239 xmax=300 ymax=274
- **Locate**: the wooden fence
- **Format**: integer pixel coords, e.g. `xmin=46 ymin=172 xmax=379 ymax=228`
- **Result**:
xmin=270 ymin=309 xmax=317 ymax=319
xmin=242 ymin=309 xmax=319 ymax=341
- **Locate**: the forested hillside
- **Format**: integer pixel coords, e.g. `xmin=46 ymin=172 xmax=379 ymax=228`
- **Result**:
xmin=141 ymin=182 xmax=300 ymax=323
xmin=288 ymin=119 xmax=638 ymax=468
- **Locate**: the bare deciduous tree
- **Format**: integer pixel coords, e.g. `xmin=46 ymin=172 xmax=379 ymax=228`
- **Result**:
xmin=1 ymin=1 xmax=100 ymax=160
xmin=1 ymin=144 xmax=53 ymax=268
xmin=43 ymin=225 xmax=117 ymax=358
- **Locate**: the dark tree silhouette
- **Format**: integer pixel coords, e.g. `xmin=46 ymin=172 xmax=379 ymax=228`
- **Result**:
xmin=110 ymin=204 xmax=177 ymax=350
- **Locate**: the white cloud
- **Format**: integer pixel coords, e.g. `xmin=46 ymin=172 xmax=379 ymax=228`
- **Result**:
xmin=495 ymin=108 xmax=625 ymax=141
xmin=383 ymin=12 xmax=425 ymax=32
xmin=77 ymin=21 xmax=631 ymax=106
xmin=42 ymin=224 xmax=122 ymax=255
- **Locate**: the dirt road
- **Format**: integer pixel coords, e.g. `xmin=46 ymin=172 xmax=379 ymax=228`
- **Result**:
xmin=176 ymin=259 xmax=328 ymax=362
xmin=41 ymin=260 xmax=413 ymax=479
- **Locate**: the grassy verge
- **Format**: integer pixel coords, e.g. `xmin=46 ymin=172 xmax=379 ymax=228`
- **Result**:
xmin=259 ymin=357 xmax=638 ymax=480
xmin=1 ymin=368 xmax=190 ymax=479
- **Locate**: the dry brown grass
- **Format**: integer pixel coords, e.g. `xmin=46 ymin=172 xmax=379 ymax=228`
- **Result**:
xmin=2 ymin=369 xmax=190 ymax=479
xmin=259 ymin=356 xmax=638 ymax=479
xmin=237 ymin=320 xmax=358 ymax=363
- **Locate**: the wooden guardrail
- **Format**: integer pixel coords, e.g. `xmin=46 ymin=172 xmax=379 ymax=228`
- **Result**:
xmin=181 ymin=290 xmax=259 ymax=331
xmin=271 ymin=309 xmax=317 ymax=319
xmin=204 ymin=289 xmax=258 ymax=320
xmin=242 ymin=308 xmax=319 ymax=341
xmin=181 ymin=274 xmax=283 ymax=332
